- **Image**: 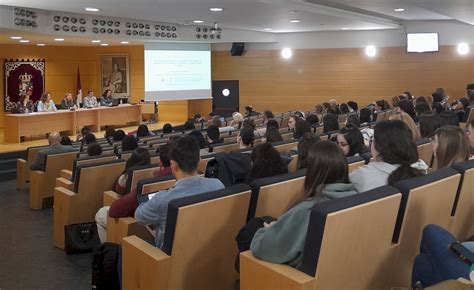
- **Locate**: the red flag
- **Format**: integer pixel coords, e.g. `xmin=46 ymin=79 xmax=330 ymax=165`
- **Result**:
xmin=76 ymin=66 xmax=82 ymax=105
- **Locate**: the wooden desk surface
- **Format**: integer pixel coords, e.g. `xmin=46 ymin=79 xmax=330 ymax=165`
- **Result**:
xmin=4 ymin=104 xmax=141 ymax=143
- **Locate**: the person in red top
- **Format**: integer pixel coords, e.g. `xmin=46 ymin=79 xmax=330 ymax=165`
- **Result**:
xmin=95 ymin=148 xmax=151 ymax=243
xmin=153 ymin=144 xmax=172 ymax=177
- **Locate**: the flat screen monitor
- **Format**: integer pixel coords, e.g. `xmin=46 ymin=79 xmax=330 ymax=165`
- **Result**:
xmin=407 ymin=33 xmax=439 ymax=53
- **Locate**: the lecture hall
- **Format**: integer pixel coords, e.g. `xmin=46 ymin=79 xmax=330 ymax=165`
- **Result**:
xmin=0 ymin=1 xmax=473 ymax=289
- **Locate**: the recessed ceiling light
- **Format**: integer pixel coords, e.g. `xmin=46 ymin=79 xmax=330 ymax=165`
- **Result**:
xmin=394 ymin=8 xmax=405 ymax=12
xmin=365 ymin=45 xmax=377 ymax=57
xmin=281 ymin=48 xmax=293 ymax=59
xmin=264 ymin=28 xmax=272 ymax=31
xmin=91 ymin=40 xmax=101 ymax=43
xmin=19 ymin=40 xmax=30 ymax=43
xmin=290 ymin=19 xmax=300 ymax=23
xmin=37 ymin=43 xmax=46 ymax=46
xmin=210 ymin=8 xmax=223 ymax=12
xmin=341 ymin=27 xmax=349 ymax=30
xmin=54 ymin=38 xmax=64 ymax=41
xmin=457 ymin=43 xmax=470 ymax=55
xmin=100 ymin=43 xmax=109 ymax=46
xmin=85 ymin=7 xmax=101 ymax=12
xmin=120 ymin=41 xmax=129 ymax=44
xmin=193 ymin=20 xmax=204 ymax=24
xmin=10 ymin=36 xmax=22 ymax=39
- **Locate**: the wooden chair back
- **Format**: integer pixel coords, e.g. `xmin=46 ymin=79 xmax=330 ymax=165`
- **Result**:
xmin=273 ymin=141 xmax=298 ymax=154
xmin=287 ymin=155 xmax=298 ymax=172
xmin=347 ymin=156 xmax=366 ymax=173
xmin=391 ymin=168 xmax=461 ymax=288
xmin=416 ymin=139 xmax=433 ymax=167
xmin=122 ymin=184 xmax=252 ymax=290
xmin=211 ymin=143 xmax=240 ymax=154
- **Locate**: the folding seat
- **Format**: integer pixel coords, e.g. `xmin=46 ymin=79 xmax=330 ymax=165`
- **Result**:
xmin=210 ymin=142 xmax=240 ymax=153
xmin=390 ymin=168 xmax=461 ymax=288
xmin=53 ymin=159 xmax=126 ymax=249
xmin=16 ymin=145 xmax=47 ymax=189
xmin=281 ymin=132 xmax=293 ymax=141
xmin=272 ymin=140 xmax=298 ymax=154
xmin=449 ymin=160 xmax=474 ymax=240
xmin=29 ymin=151 xmax=78 ymax=210
xmin=416 ymin=138 xmax=433 ymax=167
xmin=122 ymin=184 xmax=251 ymax=290
xmin=57 ymin=152 xmax=117 ymax=182
xmin=105 ymin=175 xmax=176 ymax=244
xmin=240 ymin=186 xmax=402 ymax=290
xmin=347 ymin=155 xmax=365 ymax=173
xmin=248 ymin=170 xmax=306 ymax=220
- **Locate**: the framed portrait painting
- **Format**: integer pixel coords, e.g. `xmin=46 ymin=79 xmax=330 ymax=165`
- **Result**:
xmin=100 ymin=54 xmax=130 ymax=98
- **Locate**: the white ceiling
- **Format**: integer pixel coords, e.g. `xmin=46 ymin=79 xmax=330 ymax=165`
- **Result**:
xmin=0 ymin=0 xmax=472 ymax=33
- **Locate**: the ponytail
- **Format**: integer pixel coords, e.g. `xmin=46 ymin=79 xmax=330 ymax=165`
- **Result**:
xmin=388 ymin=164 xmax=422 ymax=186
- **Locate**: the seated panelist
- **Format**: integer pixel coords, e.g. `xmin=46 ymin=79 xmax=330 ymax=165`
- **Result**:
xmin=60 ymin=93 xmax=77 ymax=110
xmin=100 ymin=89 xmax=114 ymax=107
xmin=37 ymin=92 xmax=58 ymax=112
xmin=12 ymin=93 xmax=34 ymax=114
xmin=83 ymin=90 xmax=99 ymax=108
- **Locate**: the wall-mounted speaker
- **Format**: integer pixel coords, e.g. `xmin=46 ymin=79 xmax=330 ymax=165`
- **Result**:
xmin=230 ymin=42 xmax=245 ymax=56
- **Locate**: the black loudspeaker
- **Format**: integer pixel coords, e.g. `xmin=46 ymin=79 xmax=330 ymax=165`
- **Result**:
xmin=230 ymin=42 xmax=245 ymax=56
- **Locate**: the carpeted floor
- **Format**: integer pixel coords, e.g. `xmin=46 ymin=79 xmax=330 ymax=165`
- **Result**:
xmin=0 ymin=180 xmax=91 ymax=290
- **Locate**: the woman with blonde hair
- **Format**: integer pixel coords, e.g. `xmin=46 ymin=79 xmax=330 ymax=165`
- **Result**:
xmin=431 ymin=126 xmax=470 ymax=170
xmin=390 ymin=111 xmax=421 ymax=141
xmin=229 ymin=112 xmax=245 ymax=128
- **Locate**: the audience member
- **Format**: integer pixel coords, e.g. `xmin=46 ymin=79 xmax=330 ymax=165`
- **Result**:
xmin=337 ymin=127 xmax=367 ymax=157
xmin=188 ymin=130 xmax=207 ymax=150
xmin=37 ymin=92 xmax=57 ymax=112
xmin=153 ymin=144 xmax=172 ymax=177
xmin=245 ymin=105 xmax=259 ymax=117
xmin=263 ymin=110 xmax=275 ymax=122
xmin=419 ymin=112 xmax=442 ymax=138
xmin=296 ymin=132 xmax=320 ymax=169
xmin=60 ymin=136 xmax=73 ymax=146
xmin=247 ymin=143 xmax=288 ymax=182
xmin=136 ymin=124 xmax=155 ymax=138
xmin=314 ymin=104 xmax=324 ymax=114
xmin=305 ymin=114 xmax=319 ymax=128
xmin=432 ymin=126 xmax=470 ymax=170
xmin=397 ymin=99 xmax=417 ymax=122
xmin=30 ymin=132 xmax=75 ymax=171
xmin=322 ymin=114 xmax=339 ymax=133
xmin=453 ymin=97 xmax=470 ymax=122
xmin=104 ymin=126 xmax=116 ymax=142
xmin=83 ymin=133 xmax=97 ymax=145
xmin=288 ymin=116 xmax=299 ymax=131
xmin=265 ymin=127 xmax=283 ymax=143
xmin=249 ymin=141 xmax=357 ymax=269
xmin=113 ymin=130 xmax=126 ymax=142
xmin=229 ymin=112 xmax=245 ymax=128
xmin=206 ymin=125 xmax=223 ymax=145
xmin=184 ymin=120 xmax=196 ymax=131
xmin=340 ymin=103 xmax=350 ymax=114
xmin=349 ymin=120 xmax=428 ymax=193
xmin=162 ymin=123 xmax=173 ymax=134
xmin=95 ymin=148 xmax=151 ymax=243
xmin=266 ymin=119 xmax=280 ymax=130
xmin=238 ymin=127 xmax=255 ymax=149
xmin=76 ymin=127 xmax=90 ymax=142
xmin=87 ymin=143 xmax=102 ymax=157
xmin=414 ymin=102 xmax=432 ymax=116
xmin=439 ymin=110 xmax=460 ymax=127
xmin=347 ymin=101 xmax=358 ymax=112
xmin=345 ymin=115 xmax=360 ymax=129
xmin=121 ymin=135 xmax=138 ymax=151
xmin=135 ymin=136 xmax=225 ymax=248
xmin=60 ymin=93 xmax=77 ymax=109
xmin=293 ymin=119 xmax=311 ymax=140
xmin=359 ymin=108 xmax=372 ymax=124
xmin=390 ymin=111 xmax=421 ymax=141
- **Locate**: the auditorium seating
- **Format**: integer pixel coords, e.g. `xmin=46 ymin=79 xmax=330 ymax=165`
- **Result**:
xmin=287 ymin=155 xmax=298 ymax=172
xmin=105 ymin=175 xmax=176 ymax=244
xmin=240 ymin=186 xmax=402 ymax=290
xmin=390 ymin=168 xmax=461 ymax=288
xmin=416 ymin=138 xmax=433 ymax=166
xmin=122 ymin=184 xmax=251 ymax=290
xmin=449 ymin=160 xmax=474 ymax=241
xmin=16 ymin=145 xmax=47 ymax=189
xmin=29 ymin=151 xmax=78 ymax=210
xmin=248 ymin=170 xmax=306 ymax=220
xmin=347 ymin=155 xmax=366 ymax=173
xmin=273 ymin=140 xmax=298 ymax=154
xmin=53 ymin=159 xmax=126 ymax=249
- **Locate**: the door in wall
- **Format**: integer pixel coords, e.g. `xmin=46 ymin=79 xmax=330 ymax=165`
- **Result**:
xmin=212 ymin=80 xmax=239 ymax=118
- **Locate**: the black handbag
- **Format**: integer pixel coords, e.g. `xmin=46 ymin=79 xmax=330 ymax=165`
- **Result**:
xmin=64 ymin=222 xmax=100 ymax=255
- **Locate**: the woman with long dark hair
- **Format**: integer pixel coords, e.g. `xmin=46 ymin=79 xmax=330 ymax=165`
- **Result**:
xmin=249 ymin=141 xmax=357 ymax=268
xmin=350 ymin=120 xmax=428 ymax=192
xmin=247 ymin=143 xmax=288 ymax=182
xmin=296 ymin=132 xmax=320 ymax=169
xmin=337 ymin=127 xmax=367 ymax=157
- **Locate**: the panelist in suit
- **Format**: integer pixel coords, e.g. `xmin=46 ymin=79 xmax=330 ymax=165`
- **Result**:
xmin=100 ymin=89 xmax=113 ymax=107
xmin=60 ymin=93 xmax=77 ymax=110
xmin=83 ymin=90 xmax=99 ymax=108
xmin=30 ymin=132 xmax=75 ymax=171
xmin=13 ymin=93 xmax=34 ymax=114
xmin=37 ymin=92 xmax=58 ymax=112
